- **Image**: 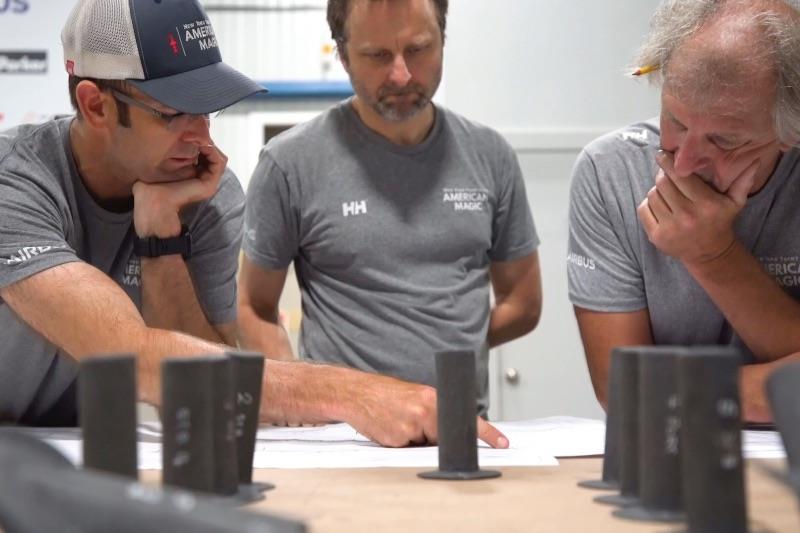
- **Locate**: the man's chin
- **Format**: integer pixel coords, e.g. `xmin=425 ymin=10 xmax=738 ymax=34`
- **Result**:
xmin=148 ymin=165 xmax=199 ymax=183
xmin=376 ymin=100 xmax=428 ymax=122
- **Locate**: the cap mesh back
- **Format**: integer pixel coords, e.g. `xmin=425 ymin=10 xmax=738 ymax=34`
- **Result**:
xmin=62 ymin=0 xmax=144 ymax=80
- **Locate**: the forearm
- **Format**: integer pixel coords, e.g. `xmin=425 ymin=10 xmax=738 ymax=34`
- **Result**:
xmin=739 ymin=352 xmax=800 ymax=423
xmin=140 ymin=255 xmax=225 ymax=344
xmin=487 ymin=299 xmax=540 ymax=348
xmin=259 ymin=360 xmax=352 ymax=425
xmin=686 ymin=241 xmax=800 ymax=361
xmin=1 ymin=261 xmax=226 ymax=408
xmin=488 ymin=253 xmax=542 ymax=349
xmin=133 ymin=326 xmax=226 ymax=406
xmin=237 ymin=303 xmax=295 ymax=360
xmin=574 ymin=307 xmax=654 ymax=408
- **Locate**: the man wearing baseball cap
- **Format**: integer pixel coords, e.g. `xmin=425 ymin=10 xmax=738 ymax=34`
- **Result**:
xmin=0 ymin=0 xmax=508 ymax=449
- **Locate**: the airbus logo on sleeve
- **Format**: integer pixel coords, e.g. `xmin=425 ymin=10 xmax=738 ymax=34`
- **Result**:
xmin=5 ymin=244 xmax=67 ymax=265
xmin=566 ymin=251 xmax=596 ymax=270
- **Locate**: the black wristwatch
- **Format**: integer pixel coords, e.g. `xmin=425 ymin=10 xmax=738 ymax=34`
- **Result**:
xmin=134 ymin=225 xmax=192 ymax=259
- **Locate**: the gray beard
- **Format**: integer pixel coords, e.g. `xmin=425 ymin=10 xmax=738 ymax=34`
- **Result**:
xmin=372 ymin=93 xmax=431 ymax=122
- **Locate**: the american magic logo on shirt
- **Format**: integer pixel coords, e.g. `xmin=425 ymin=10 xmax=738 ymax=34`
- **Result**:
xmin=442 ymin=187 xmax=489 ymax=212
xmin=0 ymin=50 xmax=47 ymax=74
xmin=759 ymin=256 xmax=800 ymax=288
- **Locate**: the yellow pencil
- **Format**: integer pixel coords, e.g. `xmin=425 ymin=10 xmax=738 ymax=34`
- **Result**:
xmin=632 ymin=64 xmax=660 ymax=77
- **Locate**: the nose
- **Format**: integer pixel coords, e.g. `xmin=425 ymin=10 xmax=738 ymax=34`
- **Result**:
xmin=672 ymin=135 xmax=708 ymax=178
xmin=387 ymin=54 xmax=412 ymax=87
xmin=180 ymin=114 xmax=212 ymax=145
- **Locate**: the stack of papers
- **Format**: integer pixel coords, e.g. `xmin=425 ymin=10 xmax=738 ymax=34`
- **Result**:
xmin=17 ymin=416 xmax=786 ymax=470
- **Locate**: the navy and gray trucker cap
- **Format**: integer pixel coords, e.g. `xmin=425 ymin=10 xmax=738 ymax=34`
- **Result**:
xmin=61 ymin=0 xmax=266 ymax=114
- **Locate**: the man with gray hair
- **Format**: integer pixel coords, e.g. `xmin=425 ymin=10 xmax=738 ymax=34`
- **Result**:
xmin=568 ymin=0 xmax=800 ymax=422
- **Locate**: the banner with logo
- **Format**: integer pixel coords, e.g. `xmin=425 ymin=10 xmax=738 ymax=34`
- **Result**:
xmin=0 ymin=0 xmax=74 ymax=129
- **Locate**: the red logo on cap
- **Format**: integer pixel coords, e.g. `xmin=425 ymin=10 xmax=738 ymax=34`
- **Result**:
xmin=66 ymin=60 xmax=75 ymax=75
xmin=167 ymin=33 xmax=180 ymax=56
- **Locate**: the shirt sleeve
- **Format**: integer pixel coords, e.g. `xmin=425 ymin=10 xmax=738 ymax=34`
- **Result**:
xmin=567 ymin=149 xmax=646 ymax=312
xmin=183 ymin=169 xmax=245 ymax=325
xmin=489 ymin=139 xmax=540 ymax=262
xmin=242 ymin=149 xmax=300 ymax=271
xmin=0 ymin=167 xmax=80 ymax=292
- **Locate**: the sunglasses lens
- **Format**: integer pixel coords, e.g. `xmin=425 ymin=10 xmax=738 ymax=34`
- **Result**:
xmin=166 ymin=114 xmax=210 ymax=131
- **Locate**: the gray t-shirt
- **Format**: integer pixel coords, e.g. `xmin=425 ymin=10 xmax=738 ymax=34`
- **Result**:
xmin=568 ymin=119 xmax=800 ymax=359
xmin=244 ymin=100 xmax=539 ymax=410
xmin=0 ymin=117 xmax=244 ymax=423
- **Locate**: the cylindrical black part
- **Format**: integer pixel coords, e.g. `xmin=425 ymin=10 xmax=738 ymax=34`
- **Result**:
xmin=0 ymin=430 xmax=306 ymax=533
xmin=766 ymin=362 xmax=800 ymax=471
xmin=435 ymin=350 xmax=479 ymax=472
xmin=637 ymin=347 xmax=683 ymax=512
xmin=227 ymin=350 xmax=265 ymax=484
xmin=162 ymin=356 xmax=238 ymax=495
xmin=78 ymin=353 xmax=138 ymax=478
xmin=679 ymin=346 xmax=747 ymax=533
xmin=601 ymin=347 xmax=625 ymax=485
xmin=617 ymin=347 xmax=641 ymax=498
xmin=579 ymin=347 xmax=626 ymax=490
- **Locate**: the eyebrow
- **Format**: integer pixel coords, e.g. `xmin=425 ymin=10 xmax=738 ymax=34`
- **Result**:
xmin=357 ymin=33 xmax=435 ymax=52
xmin=709 ymin=133 xmax=743 ymax=145
xmin=665 ymin=109 xmax=747 ymax=144
xmin=664 ymin=110 xmax=685 ymax=128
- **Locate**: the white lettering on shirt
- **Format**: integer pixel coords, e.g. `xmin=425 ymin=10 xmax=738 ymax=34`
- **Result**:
xmin=342 ymin=200 xmax=367 ymax=217
xmin=4 ymin=245 xmax=66 ymax=265
xmin=567 ymin=251 xmax=596 ymax=270
xmin=759 ymin=255 xmax=800 ymax=287
xmin=442 ymin=188 xmax=489 ymax=212
xmin=620 ymin=128 xmax=649 ymax=146
xmin=122 ymin=256 xmax=141 ymax=288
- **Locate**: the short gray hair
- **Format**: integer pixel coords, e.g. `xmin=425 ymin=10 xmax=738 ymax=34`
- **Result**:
xmin=636 ymin=0 xmax=800 ymax=145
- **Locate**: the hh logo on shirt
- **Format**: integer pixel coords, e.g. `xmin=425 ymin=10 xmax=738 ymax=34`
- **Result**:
xmin=442 ymin=188 xmax=489 ymax=212
xmin=342 ymin=200 xmax=367 ymax=217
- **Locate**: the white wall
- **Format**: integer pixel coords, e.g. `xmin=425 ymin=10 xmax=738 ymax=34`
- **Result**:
xmin=442 ymin=1 xmax=662 ymax=420
xmin=444 ymin=1 xmax=661 ymax=130
xmin=0 ymin=0 xmax=72 ymax=128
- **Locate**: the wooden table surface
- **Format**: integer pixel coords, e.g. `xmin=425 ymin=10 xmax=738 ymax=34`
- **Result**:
xmin=222 ymin=458 xmax=800 ymax=533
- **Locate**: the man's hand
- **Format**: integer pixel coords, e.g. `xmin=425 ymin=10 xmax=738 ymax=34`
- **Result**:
xmin=637 ymin=151 xmax=758 ymax=265
xmin=261 ymin=361 xmax=510 ymax=449
xmin=740 ymin=363 xmax=773 ymax=423
xmin=133 ymin=143 xmax=227 ymax=238
xmin=342 ymin=371 xmax=510 ymax=449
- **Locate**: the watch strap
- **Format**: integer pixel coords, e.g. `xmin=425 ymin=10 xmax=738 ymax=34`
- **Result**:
xmin=134 ymin=225 xmax=192 ymax=259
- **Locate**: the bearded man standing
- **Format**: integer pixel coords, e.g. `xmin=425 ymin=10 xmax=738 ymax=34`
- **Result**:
xmin=239 ymin=0 xmax=542 ymax=415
